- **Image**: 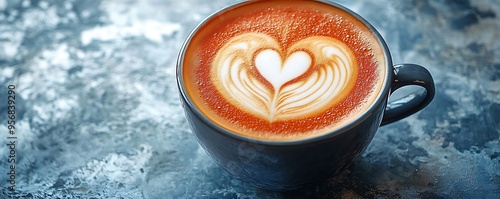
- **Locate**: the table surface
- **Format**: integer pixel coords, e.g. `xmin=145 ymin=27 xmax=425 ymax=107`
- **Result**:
xmin=0 ymin=0 xmax=499 ymax=198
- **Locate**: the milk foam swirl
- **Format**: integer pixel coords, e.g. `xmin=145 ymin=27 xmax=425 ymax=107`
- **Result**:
xmin=211 ymin=33 xmax=358 ymax=122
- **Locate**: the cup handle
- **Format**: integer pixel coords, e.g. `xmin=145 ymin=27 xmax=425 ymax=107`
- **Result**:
xmin=381 ymin=64 xmax=435 ymax=126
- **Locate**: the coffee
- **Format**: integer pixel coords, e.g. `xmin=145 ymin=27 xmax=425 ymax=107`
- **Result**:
xmin=181 ymin=1 xmax=386 ymax=140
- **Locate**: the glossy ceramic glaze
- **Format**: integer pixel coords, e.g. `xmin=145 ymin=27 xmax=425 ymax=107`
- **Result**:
xmin=177 ymin=0 xmax=434 ymax=190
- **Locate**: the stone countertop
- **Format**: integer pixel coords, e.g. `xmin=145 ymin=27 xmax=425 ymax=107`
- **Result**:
xmin=0 ymin=0 xmax=498 ymax=198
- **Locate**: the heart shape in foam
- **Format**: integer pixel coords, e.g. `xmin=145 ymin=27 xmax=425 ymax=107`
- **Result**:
xmin=255 ymin=50 xmax=311 ymax=90
xmin=211 ymin=32 xmax=358 ymax=122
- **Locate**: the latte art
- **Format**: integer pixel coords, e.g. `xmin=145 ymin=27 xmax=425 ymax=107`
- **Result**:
xmin=212 ymin=33 xmax=358 ymax=122
xmin=182 ymin=1 xmax=385 ymax=139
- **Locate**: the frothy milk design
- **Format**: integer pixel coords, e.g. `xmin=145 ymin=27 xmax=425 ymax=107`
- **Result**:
xmin=212 ymin=33 xmax=358 ymax=122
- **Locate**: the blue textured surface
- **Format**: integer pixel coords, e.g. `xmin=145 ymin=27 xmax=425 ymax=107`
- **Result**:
xmin=0 ymin=0 xmax=499 ymax=198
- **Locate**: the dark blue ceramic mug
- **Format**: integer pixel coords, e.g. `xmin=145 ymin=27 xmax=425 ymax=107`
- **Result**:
xmin=177 ymin=0 xmax=435 ymax=190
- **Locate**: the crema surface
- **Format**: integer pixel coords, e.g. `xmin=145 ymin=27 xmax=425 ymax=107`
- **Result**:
xmin=182 ymin=1 xmax=386 ymax=140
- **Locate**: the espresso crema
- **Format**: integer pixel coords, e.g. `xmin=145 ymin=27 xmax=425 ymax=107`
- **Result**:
xmin=181 ymin=1 xmax=386 ymax=140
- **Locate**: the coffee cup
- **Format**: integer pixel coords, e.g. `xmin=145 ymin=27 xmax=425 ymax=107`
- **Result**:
xmin=176 ymin=0 xmax=435 ymax=190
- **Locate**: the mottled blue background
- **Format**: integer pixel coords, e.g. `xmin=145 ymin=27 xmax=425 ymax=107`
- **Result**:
xmin=0 ymin=0 xmax=498 ymax=198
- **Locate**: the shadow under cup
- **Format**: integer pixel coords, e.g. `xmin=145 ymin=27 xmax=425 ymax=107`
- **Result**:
xmin=176 ymin=1 xmax=435 ymax=190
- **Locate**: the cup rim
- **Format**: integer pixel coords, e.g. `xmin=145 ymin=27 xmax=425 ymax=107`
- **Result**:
xmin=176 ymin=0 xmax=393 ymax=145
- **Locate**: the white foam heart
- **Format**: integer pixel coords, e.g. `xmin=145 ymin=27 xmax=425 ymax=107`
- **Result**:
xmin=211 ymin=33 xmax=357 ymax=122
xmin=255 ymin=50 xmax=311 ymax=90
